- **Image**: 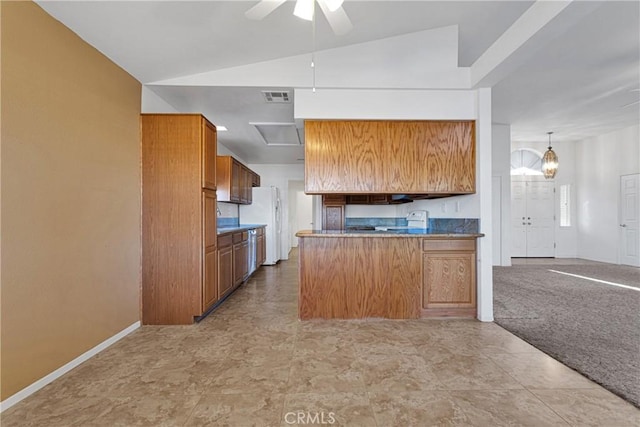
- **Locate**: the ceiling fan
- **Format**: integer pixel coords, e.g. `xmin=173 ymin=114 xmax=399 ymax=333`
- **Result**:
xmin=245 ymin=0 xmax=353 ymax=35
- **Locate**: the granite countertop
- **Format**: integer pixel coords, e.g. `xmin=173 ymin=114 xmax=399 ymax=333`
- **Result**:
xmin=217 ymin=224 xmax=266 ymax=235
xmin=295 ymin=229 xmax=484 ymax=238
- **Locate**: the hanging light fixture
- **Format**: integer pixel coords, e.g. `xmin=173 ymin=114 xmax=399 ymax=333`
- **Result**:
xmin=541 ymin=131 xmax=559 ymax=179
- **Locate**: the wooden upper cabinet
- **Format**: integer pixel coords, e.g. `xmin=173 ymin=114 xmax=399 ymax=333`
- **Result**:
xmin=216 ymin=156 xmax=260 ymax=205
xmin=304 ymin=120 xmax=475 ymax=194
xmin=251 ymin=171 xmax=261 ymax=187
xmin=240 ymin=166 xmax=252 ymax=204
xmin=202 ymin=121 xmax=217 ymax=190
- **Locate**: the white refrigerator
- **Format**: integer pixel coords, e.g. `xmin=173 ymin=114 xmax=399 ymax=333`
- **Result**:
xmin=239 ymin=186 xmax=282 ymax=265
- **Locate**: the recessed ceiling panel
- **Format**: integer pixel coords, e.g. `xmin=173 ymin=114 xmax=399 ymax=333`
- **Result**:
xmin=251 ymin=122 xmax=301 ymax=146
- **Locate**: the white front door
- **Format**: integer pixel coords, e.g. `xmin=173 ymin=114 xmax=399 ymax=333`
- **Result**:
xmin=620 ymin=174 xmax=640 ymax=267
xmin=527 ymin=181 xmax=555 ymax=257
xmin=511 ymin=179 xmax=555 ymax=257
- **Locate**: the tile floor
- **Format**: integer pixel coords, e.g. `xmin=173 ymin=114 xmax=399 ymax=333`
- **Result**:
xmin=2 ymin=250 xmax=639 ymax=426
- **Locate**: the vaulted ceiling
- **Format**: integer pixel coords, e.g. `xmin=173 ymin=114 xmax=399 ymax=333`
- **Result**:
xmin=38 ymin=1 xmax=639 ymax=163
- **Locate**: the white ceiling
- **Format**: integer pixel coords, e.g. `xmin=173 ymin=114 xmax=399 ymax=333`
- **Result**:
xmin=38 ymin=0 xmax=639 ymax=164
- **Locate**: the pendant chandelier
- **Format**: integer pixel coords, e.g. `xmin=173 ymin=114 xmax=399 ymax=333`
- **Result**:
xmin=542 ymin=131 xmax=558 ymax=179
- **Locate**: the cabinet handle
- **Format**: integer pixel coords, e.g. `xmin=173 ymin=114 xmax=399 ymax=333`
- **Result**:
xmin=527 ymin=222 xmax=531 ymax=225
xmin=620 ymin=224 xmax=627 ymax=228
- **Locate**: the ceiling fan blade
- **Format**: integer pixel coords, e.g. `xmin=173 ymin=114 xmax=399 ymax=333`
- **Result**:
xmin=245 ymin=0 xmax=288 ymax=20
xmin=317 ymin=0 xmax=353 ymax=35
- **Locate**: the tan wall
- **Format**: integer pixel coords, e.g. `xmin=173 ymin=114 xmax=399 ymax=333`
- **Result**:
xmin=1 ymin=2 xmax=141 ymax=400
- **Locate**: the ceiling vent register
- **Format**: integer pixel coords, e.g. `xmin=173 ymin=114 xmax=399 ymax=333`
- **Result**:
xmin=262 ymin=91 xmax=291 ymax=103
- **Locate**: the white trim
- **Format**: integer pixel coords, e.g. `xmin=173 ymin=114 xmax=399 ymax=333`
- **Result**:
xmin=477 ymin=87 xmax=494 ymax=322
xmin=549 ymin=270 xmax=640 ymax=292
xmin=0 ymin=321 xmax=140 ymax=413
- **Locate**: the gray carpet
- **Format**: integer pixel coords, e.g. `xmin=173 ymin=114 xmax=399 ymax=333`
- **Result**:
xmin=493 ymin=263 xmax=640 ymax=408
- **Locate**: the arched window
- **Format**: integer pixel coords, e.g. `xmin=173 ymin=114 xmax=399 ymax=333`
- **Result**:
xmin=510 ymin=149 xmax=543 ymax=176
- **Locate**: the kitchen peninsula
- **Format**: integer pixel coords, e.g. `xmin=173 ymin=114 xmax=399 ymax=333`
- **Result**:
xmin=296 ymin=228 xmax=483 ymax=320
xmin=299 ymin=119 xmax=482 ymax=319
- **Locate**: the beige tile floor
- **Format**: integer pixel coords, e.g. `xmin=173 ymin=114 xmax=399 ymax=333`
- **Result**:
xmin=3 ymin=250 xmax=639 ymax=426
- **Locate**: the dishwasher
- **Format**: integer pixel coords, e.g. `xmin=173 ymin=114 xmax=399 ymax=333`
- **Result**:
xmin=248 ymin=229 xmax=258 ymax=276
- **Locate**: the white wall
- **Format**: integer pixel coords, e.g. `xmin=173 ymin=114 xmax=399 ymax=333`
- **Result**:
xmin=288 ymin=180 xmax=313 ymax=247
xmin=248 ymin=164 xmax=305 ymax=260
xmin=141 ymin=86 xmax=179 ymax=113
xmin=511 ymin=139 xmax=578 ymax=258
xmin=492 ymin=124 xmax=512 ymax=266
xmin=575 ymin=125 xmax=640 ymax=263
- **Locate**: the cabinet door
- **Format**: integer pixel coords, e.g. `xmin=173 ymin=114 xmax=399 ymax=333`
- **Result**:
xmin=257 ymin=234 xmax=265 ymax=266
xmin=231 ymin=160 xmax=242 ymax=203
xmin=370 ymin=195 xmax=391 ymax=204
xmin=423 ymin=252 xmax=476 ymax=309
xmin=203 ymin=190 xmax=217 ymax=249
xmin=323 ymin=205 xmax=344 ymax=230
xmin=218 ymin=244 xmax=233 ymax=297
xmin=233 ymin=242 xmax=246 ymax=285
xmin=346 ymin=195 xmax=370 ymax=204
xmin=305 ymin=120 xmax=475 ymax=194
xmin=251 ymin=172 xmax=260 ymax=187
xmin=241 ymin=240 xmax=249 ymax=280
xmin=202 ymin=120 xmax=217 ymax=190
xmin=203 ymin=247 xmax=218 ymax=310
xmin=241 ymin=167 xmax=252 ymax=204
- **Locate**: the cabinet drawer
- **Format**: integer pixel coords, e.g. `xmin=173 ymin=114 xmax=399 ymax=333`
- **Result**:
xmin=423 ymin=239 xmax=475 ymax=252
xmin=322 ymin=194 xmax=346 ymax=204
xmin=218 ymin=234 xmax=233 ymax=248
xmin=232 ymin=231 xmax=249 ymax=244
xmin=256 ymin=227 xmax=264 ymax=236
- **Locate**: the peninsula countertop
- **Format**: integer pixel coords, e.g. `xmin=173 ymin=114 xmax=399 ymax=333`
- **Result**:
xmin=295 ymin=229 xmax=484 ymax=238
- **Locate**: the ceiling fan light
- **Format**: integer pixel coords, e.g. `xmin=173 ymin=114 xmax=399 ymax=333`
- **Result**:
xmin=323 ymin=0 xmax=344 ymax=12
xmin=294 ymin=0 xmax=315 ymax=21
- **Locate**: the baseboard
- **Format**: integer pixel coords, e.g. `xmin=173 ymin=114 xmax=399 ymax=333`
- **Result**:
xmin=0 ymin=321 xmax=140 ymax=413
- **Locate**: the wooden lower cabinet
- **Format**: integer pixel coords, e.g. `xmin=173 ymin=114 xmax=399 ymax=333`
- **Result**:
xmin=233 ymin=232 xmax=249 ymax=286
xmin=422 ymin=239 xmax=476 ymax=317
xmin=256 ymin=228 xmax=266 ymax=266
xmin=297 ymin=233 xmax=479 ymax=319
xmin=203 ymin=247 xmax=218 ymax=311
xmin=218 ymin=237 xmax=234 ymax=298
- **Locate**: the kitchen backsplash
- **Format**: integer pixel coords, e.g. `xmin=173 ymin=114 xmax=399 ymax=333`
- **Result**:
xmin=345 ymin=217 xmax=479 ymax=233
xmin=217 ymin=202 xmax=239 ymax=228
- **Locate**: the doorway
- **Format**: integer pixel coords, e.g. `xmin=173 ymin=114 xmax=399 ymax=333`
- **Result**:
xmin=288 ymin=180 xmax=313 ymax=248
xmin=619 ymin=173 xmax=640 ymax=267
xmin=511 ymin=179 xmax=555 ymax=257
